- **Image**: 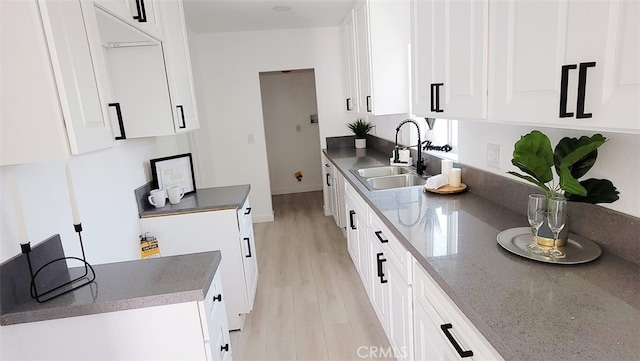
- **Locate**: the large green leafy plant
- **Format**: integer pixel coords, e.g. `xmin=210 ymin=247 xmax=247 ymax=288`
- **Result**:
xmin=509 ymin=130 xmax=619 ymax=204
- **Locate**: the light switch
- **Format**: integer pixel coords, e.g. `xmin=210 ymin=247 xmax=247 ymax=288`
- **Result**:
xmin=247 ymin=133 xmax=255 ymax=144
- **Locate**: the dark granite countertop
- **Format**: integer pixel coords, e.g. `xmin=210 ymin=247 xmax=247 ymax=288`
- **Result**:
xmin=136 ymin=184 xmax=250 ymax=218
xmin=1 ymin=242 xmax=222 ymax=326
xmin=325 ymin=147 xmax=640 ymax=361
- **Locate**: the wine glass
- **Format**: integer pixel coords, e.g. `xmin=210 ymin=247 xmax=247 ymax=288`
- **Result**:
xmin=547 ymin=196 xmax=568 ymax=259
xmin=526 ymin=194 xmax=546 ymax=254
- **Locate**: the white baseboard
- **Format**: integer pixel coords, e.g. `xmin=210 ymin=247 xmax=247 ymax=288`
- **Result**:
xmin=271 ymin=184 xmax=323 ymax=195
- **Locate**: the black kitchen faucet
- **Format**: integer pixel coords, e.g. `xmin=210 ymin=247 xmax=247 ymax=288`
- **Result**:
xmin=394 ymin=119 xmax=427 ymax=176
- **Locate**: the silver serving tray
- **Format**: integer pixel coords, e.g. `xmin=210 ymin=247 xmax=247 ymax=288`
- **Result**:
xmin=497 ymin=227 xmax=602 ymax=265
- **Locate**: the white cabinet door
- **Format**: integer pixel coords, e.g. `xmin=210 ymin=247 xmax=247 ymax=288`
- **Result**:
xmin=240 ymin=225 xmax=258 ymax=311
xmin=412 ymin=0 xmax=488 ymax=119
xmin=201 ymin=272 xmax=232 ymax=361
xmin=158 ymin=0 xmax=200 ymax=133
xmin=489 ymin=0 xmax=640 ymax=133
xmin=386 ymin=261 xmax=413 ymax=361
xmin=94 ymin=0 xmax=163 ymax=40
xmin=345 ymin=184 xmax=360 ymax=265
xmin=334 ymin=171 xmax=346 ymax=230
xmin=355 ymin=0 xmax=410 ymax=115
xmin=322 ymin=156 xmax=335 ymax=217
xmin=369 ymin=234 xmax=389 ymax=334
xmin=0 ymin=0 xmax=116 ymax=165
xmin=340 ymin=10 xmax=360 ymax=113
xmin=356 ymin=206 xmax=371 ymax=296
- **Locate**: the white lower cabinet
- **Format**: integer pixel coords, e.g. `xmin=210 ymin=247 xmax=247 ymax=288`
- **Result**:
xmin=139 ymin=198 xmax=258 ymax=331
xmin=0 ymin=271 xmax=231 ymax=360
xmin=413 ymin=260 xmax=503 ymax=361
xmin=339 ymin=177 xmax=501 ymax=361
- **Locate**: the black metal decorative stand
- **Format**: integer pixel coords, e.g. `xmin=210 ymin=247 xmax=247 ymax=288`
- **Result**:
xmin=21 ymin=223 xmax=96 ymax=303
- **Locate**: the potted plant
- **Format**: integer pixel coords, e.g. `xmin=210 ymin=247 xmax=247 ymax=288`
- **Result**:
xmin=509 ymin=130 xmax=619 ymax=245
xmin=347 ymin=118 xmax=374 ymax=149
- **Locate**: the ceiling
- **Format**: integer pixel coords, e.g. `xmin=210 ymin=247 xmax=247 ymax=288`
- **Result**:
xmin=182 ymin=0 xmax=356 ymax=34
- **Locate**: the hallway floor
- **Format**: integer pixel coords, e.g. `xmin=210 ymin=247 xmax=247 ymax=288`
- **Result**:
xmin=229 ymin=191 xmax=392 ymax=361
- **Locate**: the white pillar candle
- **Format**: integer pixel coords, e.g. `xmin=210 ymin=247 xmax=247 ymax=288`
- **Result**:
xmin=11 ymin=179 xmax=29 ymax=245
xmin=66 ymin=164 xmax=81 ymax=225
xmin=449 ymin=168 xmax=462 ymax=187
xmin=441 ymin=159 xmax=453 ymax=180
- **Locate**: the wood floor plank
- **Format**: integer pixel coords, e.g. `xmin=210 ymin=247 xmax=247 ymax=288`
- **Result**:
xmin=230 ymin=191 xmax=389 ymax=361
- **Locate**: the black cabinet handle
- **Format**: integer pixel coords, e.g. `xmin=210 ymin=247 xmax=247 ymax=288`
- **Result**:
xmin=374 ymin=231 xmax=388 ymax=244
xmin=559 ymin=64 xmax=577 ymax=118
xmin=213 ymin=294 xmax=222 ymax=302
xmin=376 ymin=253 xmax=387 ymax=284
xmin=220 ymin=343 xmax=229 ymax=352
xmin=244 ymin=207 xmax=252 ymax=215
xmin=349 ymin=210 xmax=356 ymax=230
xmin=441 ymin=323 xmax=473 ymax=358
xmin=108 ymin=103 xmax=126 ymax=140
xmin=366 ymin=96 xmax=372 ymax=112
xmin=576 ymin=62 xmax=596 ymax=119
xmin=244 ymin=237 xmax=251 ymax=257
xmin=176 ymin=105 xmax=186 ymax=129
xmin=326 ymin=173 xmax=331 ymax=187
xmin=430 ymin=83 xmax=444 ymax=113
xmin=346 ymin=98 xmax=352 ymax=111
xmin=133 ymin=0 xmax=147 ymax=22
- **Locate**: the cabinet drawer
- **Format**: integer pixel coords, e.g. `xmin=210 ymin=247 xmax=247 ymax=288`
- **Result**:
xmin=200 ymin=272 xmax=225 ymax=342
xmin=369 ymin=212 xmax=411 ymax=284
xmin=412 ymin=259 xmax=503 ymax=360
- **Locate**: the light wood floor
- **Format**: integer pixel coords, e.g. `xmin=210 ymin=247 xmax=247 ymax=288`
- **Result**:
xmin=229 ymin=191 xmax=392 ymax=361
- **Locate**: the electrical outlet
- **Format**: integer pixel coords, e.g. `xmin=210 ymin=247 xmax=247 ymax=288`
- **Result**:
xmin=487 ymin=143 xmax=500 ymax=168
xmin=247 ymin=133 xmax=255 ymax=144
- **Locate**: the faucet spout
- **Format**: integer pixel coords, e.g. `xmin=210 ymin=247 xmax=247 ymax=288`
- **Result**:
xmin=395 ymin=119 xmax=427 ymax=175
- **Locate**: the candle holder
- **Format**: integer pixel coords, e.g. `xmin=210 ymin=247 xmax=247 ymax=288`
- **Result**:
xmin=21 ymin=223 xmax=95 ymax=303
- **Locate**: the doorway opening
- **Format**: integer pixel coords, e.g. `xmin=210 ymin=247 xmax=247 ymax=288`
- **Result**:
xmin=259 ymin=69 xmax=322 ymax=196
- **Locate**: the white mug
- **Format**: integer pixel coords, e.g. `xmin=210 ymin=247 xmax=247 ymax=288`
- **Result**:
xmin=148 ymin=189 xmax=166 ymax=208
xmin=167 ymin=186 xmax=185 ymax=205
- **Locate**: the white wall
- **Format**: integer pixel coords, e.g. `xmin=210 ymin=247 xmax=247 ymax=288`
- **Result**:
xmin=260 ymin=70 xmax=322 ymax=195
xmin=0 ymin=136 xmax=187 ymax=264
xmin=373 ymin=120 xmax=640 ymax=217
xmin=188 ymin=27 xmax=350 ymax=221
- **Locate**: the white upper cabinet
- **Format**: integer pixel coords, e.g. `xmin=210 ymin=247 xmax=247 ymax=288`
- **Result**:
xmin=1 ymin=0 xmax=115 ymax=166
xmin=411 ymin=0 xmax=488 ymax=119
xmin=94 ymin=0 xmax=163 ymax=40
xmin=488 ymin=0 xmax=640 ymax=133
xmin=340 ymin=10 xmax=359 ymax=113
xmin=158 ymin=0 xmax=200 ymax=133
xmin=353 ymin=0 xmax=410 ymax=116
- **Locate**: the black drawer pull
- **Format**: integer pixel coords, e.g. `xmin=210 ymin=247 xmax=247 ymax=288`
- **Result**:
xmin=346 ymin=98 xmax=352 ymax=111
xmin=244 ymin=207 xmax=252 ymax=215
xmin=376 ymin=253 xmax=387 ymax=284
xmin=559 ymin=64 xmax=577 ymax=118
xmin=349 ymin=210 xmax=356 ymax=230
xmin=177 ymin=105 xmax=186 ymax=129
xmin=366 ymin=96 xmax=372 ymax=112
xmin=576 ymin=62 xmax=596 ymax=119
xmin=326 ymin=173 xmax=331 ymax=187
xmin=220 ymin=343 xmax=229 ymax=352
xmin=244 ymin=237 xmax=251 ymax=257
xmin=108 ymin=103 xmax=126 ymax=140
xmin=441 ymin=323 xmax=473 ymax=358
xmin=133 ymin=0 xmax=147 ymax=22
xmin=430 ymin=83 xmax=444 ymax=113
xmin=213 ymin=294 xmax=222 ymax=302
xmin=374 ymin=231 xmax=388 ymax=244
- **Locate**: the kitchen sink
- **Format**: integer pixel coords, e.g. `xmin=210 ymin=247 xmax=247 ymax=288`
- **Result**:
xmin=353 ymin=166 xmax=409 ymax=178
xmin=366 ymin=174 xmax=426 ymax=190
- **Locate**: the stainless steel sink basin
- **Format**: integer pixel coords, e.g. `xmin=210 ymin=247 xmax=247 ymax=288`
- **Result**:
xmin=355 ymin=166 xmax=409 ymax=178
xmin=366 ymin=174 xmax=426 ymax=190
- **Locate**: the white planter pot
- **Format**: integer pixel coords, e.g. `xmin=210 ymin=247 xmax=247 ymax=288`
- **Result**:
xmin=355 ymin=138 xmax=366 ymax=149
